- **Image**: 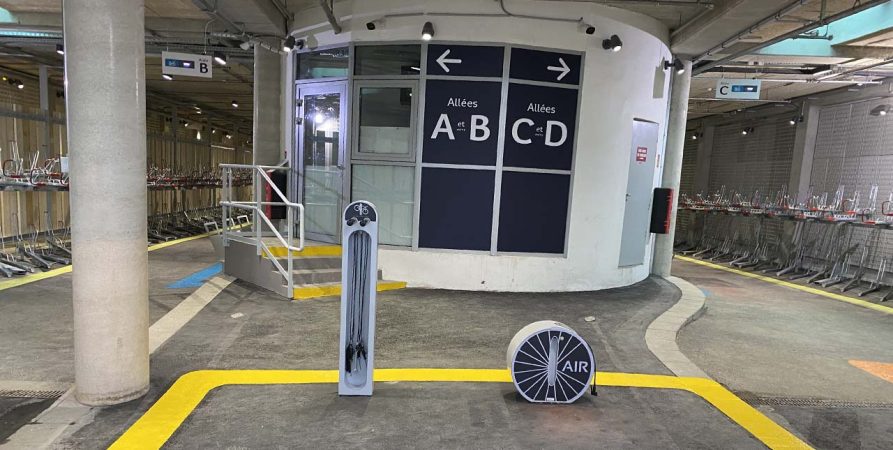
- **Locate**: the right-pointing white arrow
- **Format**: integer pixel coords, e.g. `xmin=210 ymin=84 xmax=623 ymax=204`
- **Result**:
xmin=436 ymin=49 xmax=463 ymax=72
xmin=547 ymin=57 xmax=570 ymax=81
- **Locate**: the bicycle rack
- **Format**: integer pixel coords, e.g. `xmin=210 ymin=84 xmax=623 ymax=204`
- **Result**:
xmin=339 ymin=201 xmax=379 ymax=397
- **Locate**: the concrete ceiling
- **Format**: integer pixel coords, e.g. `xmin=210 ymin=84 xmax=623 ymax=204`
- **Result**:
xmin=1 ymin=0 xmax=891 ymax=124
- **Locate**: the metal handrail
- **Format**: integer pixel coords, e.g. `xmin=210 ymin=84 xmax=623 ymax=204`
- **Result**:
xmin=219 ymin=163 xmax=304 ymax=296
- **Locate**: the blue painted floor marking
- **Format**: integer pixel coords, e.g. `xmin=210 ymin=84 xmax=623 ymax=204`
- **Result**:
xmin=167 ymin=263 xmax=223 ymax=289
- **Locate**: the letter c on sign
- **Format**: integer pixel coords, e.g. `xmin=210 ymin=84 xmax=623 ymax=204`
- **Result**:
xmin=719 ymin=86 xmax=729 ymax=95
xmin=512 ymin=118 xmax=534 ymax=145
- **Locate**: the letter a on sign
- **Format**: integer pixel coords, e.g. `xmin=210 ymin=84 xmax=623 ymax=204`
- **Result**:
xmin=430 ymin=114 xmax=455 ymax=140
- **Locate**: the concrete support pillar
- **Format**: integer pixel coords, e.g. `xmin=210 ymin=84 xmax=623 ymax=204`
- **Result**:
xmin=38 ymin=65 xmax=51 ymax=159
xmin=692 ymin=125 xmax=715 ymax=195
xmin=64 ymin=0 xmax=149 ymax=406
xmin=652 ymin=60 xmax=692 ymax=277
xmin=789 ymin=102 xmax=820 ymax=199
xmin=253 ymin=45 xmax=282 ymax=165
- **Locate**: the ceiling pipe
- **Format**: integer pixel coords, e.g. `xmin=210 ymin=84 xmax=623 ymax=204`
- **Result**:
xmin=692 ymin=0 xmax=810 ymax=64
xmin=693 ymin=0 xmax=889 ymax=75
xmin=817 ymin=57 xmax=893 ymax=81
xmin=319 ymin=0 xmax=343 ymax=34
xmin=597 ymin=0 xmax=714 ymax=7
xmin=694 ymin=76 xmax=882 ymax=85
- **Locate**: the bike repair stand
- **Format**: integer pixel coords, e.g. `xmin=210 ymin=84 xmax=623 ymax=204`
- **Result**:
xmin=338 ymin=201 xmax=379 ymax=396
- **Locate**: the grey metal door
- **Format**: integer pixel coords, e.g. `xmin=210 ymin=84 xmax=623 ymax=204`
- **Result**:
xmin=619 ymin=119 xmax=659 ymax=267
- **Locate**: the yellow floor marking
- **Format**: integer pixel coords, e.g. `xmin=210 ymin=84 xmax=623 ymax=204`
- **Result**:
xmin=266 ymin=245 xmax=341 ymax=258
xmin=293 ymin=281 xmax=407 ymax=300
xmin=109 ymin=368 xmax=810 ymax=450
xmin=675 ymin=255 xmax=893 ymax=315
xmin=849 ymin=360 xmax=893 ymax=384
xmin=0 ymin=230 xmax=234 ymax=293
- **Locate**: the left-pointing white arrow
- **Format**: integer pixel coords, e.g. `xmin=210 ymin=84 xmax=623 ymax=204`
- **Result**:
xmin=546 ymin=57 xmax=570 ymax=81
xmin=436 ymin=49 xmax=463 ymax=72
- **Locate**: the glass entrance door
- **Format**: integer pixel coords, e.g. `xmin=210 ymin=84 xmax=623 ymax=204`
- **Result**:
xmin=297 ymin=82 xmax=347 ymax=243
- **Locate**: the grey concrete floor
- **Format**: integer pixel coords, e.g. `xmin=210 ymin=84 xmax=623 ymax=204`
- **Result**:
xmin=0 ymin=238 xmax=219 ymax=446
xmin=0 ymin=238 xmax=219 ymax=384
xmin=675 ymin=258 xmax=893 ymax=449
xmin=52 ymin=277 xmax=770 ymax=449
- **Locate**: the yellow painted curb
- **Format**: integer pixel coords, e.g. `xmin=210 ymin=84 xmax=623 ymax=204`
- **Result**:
xmin=674 ymin=255 xmax=893 ymax=315
xmin=266 ymin=245 xmax=341 ymax=258
xmin=293 ymin=280 xmax=407 ymax=300
xmin=109 ymin=368 xmax=811 ymax=450
xmin=0 ymin=227 xmax=241 ymax=293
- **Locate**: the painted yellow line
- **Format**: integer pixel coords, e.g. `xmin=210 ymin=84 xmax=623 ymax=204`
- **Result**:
xmin=109 ymin=368 xmax=810 ymax=450
xmin=266 ymin=245 xmax=342 ymax=258
xmin=675 ymin=255 xmax=893 ymax=315
xmin=293 ymin=281 xmax=407 ymax=300
xmin=0 ymin=226 xmax=248 ymax=293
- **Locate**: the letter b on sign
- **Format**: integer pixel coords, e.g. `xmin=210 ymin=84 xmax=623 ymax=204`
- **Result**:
xmin=470 ymin=115 xmax=490 ymax=142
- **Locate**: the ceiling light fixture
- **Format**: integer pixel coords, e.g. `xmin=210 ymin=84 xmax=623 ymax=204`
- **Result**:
xmin=870 ymin=104 xmax=891 ymax=116
xmin=602 ymin=34 xmax=622 ymax=52
xmin=282 ymin=35 xmax=296 ymax=52
xmin=162 ymin=73 xmax=173 ymax=81
xmin=421 ymin=21 xmax=435 ymax=41
xmin=56 ymin=44 xmax=64 ymax=55
xmin=741 ymin=127 xmax=754 ymax=136
xmin=789 ymin=115 xmax=804 ymax=126
xmin=231 ymin=100 xmax=239 ymax=108
xmin=213 ymin=51 xmax=227 ymax=65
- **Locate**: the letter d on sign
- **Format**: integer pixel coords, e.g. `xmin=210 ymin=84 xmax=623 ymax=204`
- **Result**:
xmin=470 ymin=115 xmax=490 ymax=142
xmin=545 ymin=120 xmax=567 ymax=147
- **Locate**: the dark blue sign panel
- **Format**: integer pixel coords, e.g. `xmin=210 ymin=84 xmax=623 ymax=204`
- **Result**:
xmin=419 ymin=168 xmax=494 ymax=251
xmin=427 ymin=44 xmax=504 ymax=78
xmin=498 ymin=171 xmax=570 ymax=254
xmin=509 ymin=47 xmax=581 ymax=85
xmin=423 ymin=80 xmax=502 ymax=166
xmin=503 ymin=83 xmax=578 ymax=170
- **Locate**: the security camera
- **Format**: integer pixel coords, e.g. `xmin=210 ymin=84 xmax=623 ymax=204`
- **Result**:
xmin=366 ymin=18 xmax=385 ymax=31
xmin=578 ymin=20 xmax=596 ymax=35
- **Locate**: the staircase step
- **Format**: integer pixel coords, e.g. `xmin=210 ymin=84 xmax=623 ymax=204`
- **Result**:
xmin=291 ymin=280 xmax=407 ymax=301
xmin=293 ymin=268 xmax=341 ymax=284
xmin=292 ymin=268 xmax=383 ymax=284
xmin=266 ymin=245 xmax=341 ymax=258
xmin=286 ymin=257 xmax=342 ymax=271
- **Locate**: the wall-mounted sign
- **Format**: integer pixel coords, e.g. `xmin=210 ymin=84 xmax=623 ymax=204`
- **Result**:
xmin=636 ymin=146 xmax=648 ymax=164
xmin=426 ymin=44 xmax=504 ymax=78
xmin=423 ymin=79 xmax=502 ymax=165
xmin=162 ymin=51 xmax=212 ymax=78
xmin=509 ymin=47 xmax=581 ymax=85
xmin=714 ymin=79 xmax=761 ymax=100
xmin=503 ymin=83 xmax=578 ymax=170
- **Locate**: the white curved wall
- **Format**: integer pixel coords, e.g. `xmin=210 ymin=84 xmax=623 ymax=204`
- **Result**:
xmin=290 ymin=0 xmax=673 ymax=292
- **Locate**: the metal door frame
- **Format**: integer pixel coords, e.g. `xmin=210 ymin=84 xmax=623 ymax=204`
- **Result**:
xmin=295 ymin=80 xmax=349 ymax=243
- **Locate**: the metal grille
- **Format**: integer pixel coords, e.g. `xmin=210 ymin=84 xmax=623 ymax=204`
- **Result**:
xmin=702 ymin=116 xmax=795 ymax=245
xmin=809 ymin=99 xmax=893 ymax=272
xmin=0 ymin=389 xmax=65 ymax=399
xmin=738 ymin=392 xmax=893 ymax=409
